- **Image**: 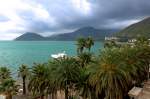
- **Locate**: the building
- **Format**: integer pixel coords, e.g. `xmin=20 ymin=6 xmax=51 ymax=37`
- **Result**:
xmin=105 ymin=36 xmax=118 ymax=41
xmin=128 ymin=39 xmax=137 ymax=43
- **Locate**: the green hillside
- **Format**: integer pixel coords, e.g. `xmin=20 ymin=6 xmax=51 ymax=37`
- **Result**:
xmin=116 ymin=17 xmax=150 ymax=38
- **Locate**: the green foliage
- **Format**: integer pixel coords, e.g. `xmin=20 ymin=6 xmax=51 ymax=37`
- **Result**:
xmin=85 ymin=37 xmax=94 ymax=51
xmin=18 ymin=64 xmax=30 ymax=95
xmin=104 ymin=40 xmax=119 ymax=48
xmin=88 ymin=38 xmax=150 ymax=98
xmin=18 ymin=64 xmax=30 ymax=78
xmin=0 ymin=79 xmax=19 ymax=94
xmin=76 ymin=37 xmax=94 ymax=54
xmin=76 ymin=37 xmax=86 ymax=54
xmin=0 ymin=67 xmax=11 ymax=82
xmin=89 ymin=48 xmax=129 ymax=99
xmin=77 ymin=52 xmax=93 ymax=67
xmin=28 ymin=63 xmax=48 ymax=97
xmin=53 ymin=57 xmax=81 ymax=99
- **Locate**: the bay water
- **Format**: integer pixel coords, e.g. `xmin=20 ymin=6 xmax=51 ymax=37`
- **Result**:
xmin=0 ymin=41 xmax=103 ymax=75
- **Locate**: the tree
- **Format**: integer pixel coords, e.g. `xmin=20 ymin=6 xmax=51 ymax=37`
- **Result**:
xmin=45 ymin=60 xmax=60 ymax=99
xmin=77 ymin=52 xmax=93 ymax=67
xmin=0 ymin=79 xmax=19 ymax=99
xmin=28 ymin=63 xmax=48 ymax=99
xmin=54 ymin=57 xmax=81 ymax=99
xmin=85 ymin=37 xmax=94 ymax=51
xmin=18 ymin=64 xmax=30 ymax=95
xmin=89 ymin=48 xmax=131 ymax=99
xmin=75 ymin=67 xmax=94 ymax=99
xmin=0 ymin=67 xmax=11 ymax=82
xmin=76 ymin=37 xmax=86 ymax=54
xmin=134 ymin=37 xmax=150 ymax=80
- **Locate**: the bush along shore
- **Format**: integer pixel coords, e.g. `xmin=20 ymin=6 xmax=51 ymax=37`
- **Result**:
xmin=0 ymin=37 xmax=150 ymax=99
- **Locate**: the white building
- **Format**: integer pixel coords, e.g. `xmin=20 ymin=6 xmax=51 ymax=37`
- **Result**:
xmin=105 ymin=36 xmax=118 ymax=41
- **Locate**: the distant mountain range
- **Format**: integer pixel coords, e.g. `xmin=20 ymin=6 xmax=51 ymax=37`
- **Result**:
xmin=15 ymin=27 xmax=118 ymax=41
xmin=116 ymin=17 xmax=150 ymax=38
xmin=15 ymin=33 xmax=45 ymax=41
xmin=14 ymin=17 xmax=150 ymax=41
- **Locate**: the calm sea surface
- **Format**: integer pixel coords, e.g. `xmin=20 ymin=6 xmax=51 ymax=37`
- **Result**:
xmin=0 ymin=41 xmax=103 ymax=74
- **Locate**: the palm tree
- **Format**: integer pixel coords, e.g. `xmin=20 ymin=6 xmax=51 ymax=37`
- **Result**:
xmin=77 ymin=52 xmax=93 ymax=67
xmin=134 ymin=37 xmax=150 ymax=80
xmin=54 ymin=57 xmax=81 ymax=99
xmin=28 ymin=63 xmax=48 ymax=99
xmin=89 ymin=48 xmax=131 ymax=99
xmin=85 ymin=37 xmax=94 ymax=51
xmin=0 ymin=79 xmax=19 ymax=99
xmin=18 ymin=64 xmax=30 ymax=95
xmin=76 ymin=37 xmax=86 ymax=54
xmin=114 ymin=46 xmax=144 ymax=88
xmin=46 ymin=60 xmax=63 ymax=99
xmin=0 ymin=67 xmax=11 ymax=82
xmin=88 ymin=44 xmax=150 ymax=99
xmin=75 ymin=67 xmax=94 ymax=99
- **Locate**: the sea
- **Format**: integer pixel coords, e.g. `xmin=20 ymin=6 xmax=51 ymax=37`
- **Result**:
xmin=0 ymin=41 xmax=103 ymax=76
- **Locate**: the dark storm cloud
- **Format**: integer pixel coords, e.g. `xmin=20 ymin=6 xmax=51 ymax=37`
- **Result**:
xmin=89 ymin=0 xmax=150 ymax=27
xmin=0 ymin=0 xmax=150 ymax=40
xmin=33 ymin=0 xmax=150 ymax=32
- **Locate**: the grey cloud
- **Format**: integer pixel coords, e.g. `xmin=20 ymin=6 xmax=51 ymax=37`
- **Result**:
xmin=44 ymin=0 xmax=150 ymax=31
xmin=2 ymin=0 xmax=150 ymax=36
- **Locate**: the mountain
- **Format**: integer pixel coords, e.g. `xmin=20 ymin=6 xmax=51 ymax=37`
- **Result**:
xmin=15 ymin=27 xmax=118 ymax=41
xmin=15 ymin=32 xmax=45 ymax=41
xmin=116 ymin=17 xmax=150 ymax=38
xmin=46 ymin=27 xmax=117 ymax=41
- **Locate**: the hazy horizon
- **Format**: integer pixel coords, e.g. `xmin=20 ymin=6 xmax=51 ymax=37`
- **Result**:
xmin=0 ymin=0 xmax=150 ymax=40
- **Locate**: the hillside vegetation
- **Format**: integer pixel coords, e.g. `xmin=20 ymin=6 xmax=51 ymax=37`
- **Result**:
xmin=116 ymin=17 xmax=150 ymax=38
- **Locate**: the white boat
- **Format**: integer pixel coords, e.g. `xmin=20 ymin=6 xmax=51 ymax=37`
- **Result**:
xmin=51 ymin=51 xmax=67 ymax=59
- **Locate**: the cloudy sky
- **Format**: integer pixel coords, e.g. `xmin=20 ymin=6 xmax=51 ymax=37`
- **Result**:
xmin=0 ymin=0 xmax=150 ymax=40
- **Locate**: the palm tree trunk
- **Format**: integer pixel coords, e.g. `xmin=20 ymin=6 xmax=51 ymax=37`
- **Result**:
xmin=23 ymin=76 xmax=26 ymax=95
xmin=40 ymin=95 xmax=44 ymax=99
xmin=147 ymin=63 xmax=150 ymax=80
xmin=45 ymin=95 xmax=48 ymax=99
xmin=65 ymin=87 xmax=69 ymax=99
xmin=6 ymin=94 xmax=12 ymax=99
xmin=54 ymin=91 xmax=57 ymax=99
xmin=52 ymin=92 xmax=55 ymax=99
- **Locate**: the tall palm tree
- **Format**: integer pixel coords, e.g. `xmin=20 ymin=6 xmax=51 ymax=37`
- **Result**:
xmin=28 ymin=63 xmax=48 ymax=99
xmin=115 ymin=46 xmax=145 ymax=87
xmin=54 ymin=57 xmax=81 ymax=99
xmin=18 ymin=64 xmax=30 ymax=95
xmin=0 ymin=67 xmax=11 ymax=82
xmin=76 ymin=37 xmax=86 ymax=54
xmin=75 ymin=67 xmax=94 ymax=99
xmin=85 ymin=37 xmax=94 ymax=51
xmin=0 ymin=78 xmax=19 ymax=99
xmin=134 ymin=37 xmax=150 ymax=80
xmin=89 ymin=48 xmax=131 ymax=99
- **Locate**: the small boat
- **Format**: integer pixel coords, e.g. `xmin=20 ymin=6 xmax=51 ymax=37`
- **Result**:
xmin=51 ymin=51 xmax=67 ymax=59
